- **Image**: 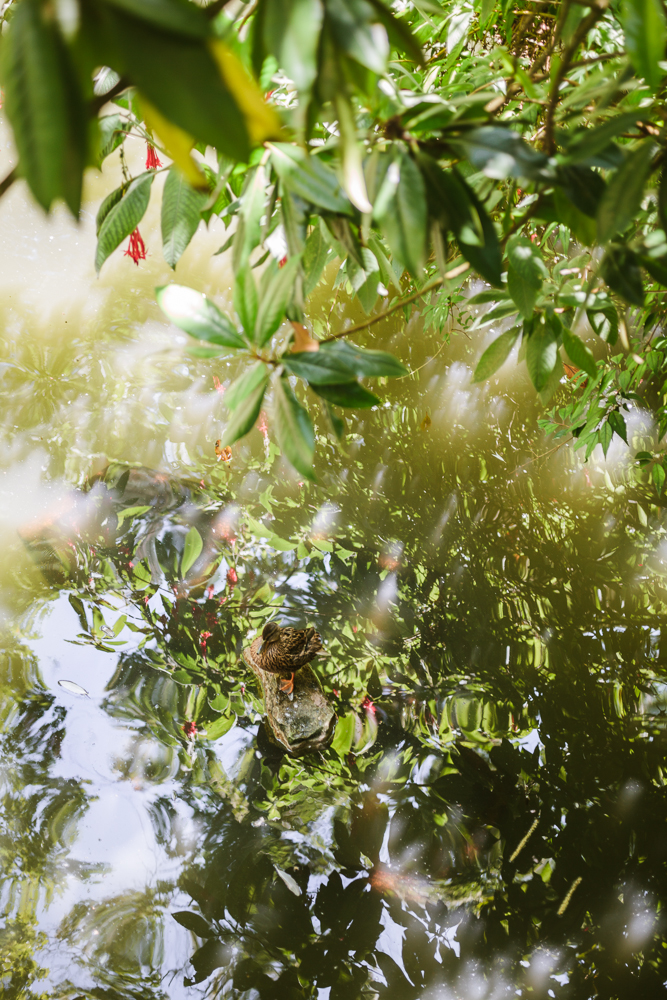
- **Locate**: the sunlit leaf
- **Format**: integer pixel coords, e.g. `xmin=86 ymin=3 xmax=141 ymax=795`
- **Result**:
xmin=273 ymin=376 xmax=315 ymax=479
xmin=181 ymin=526 xmax=203 ymax=576
xmin=161 ymin=167 xmax=207 ymax=269
xmin=472 ymin=327 xmax=521 ymax=382
xmin=96 ymin=172 xmax=154 ymax=273
xmin=156 ymin=285 xmax=245 ymax=348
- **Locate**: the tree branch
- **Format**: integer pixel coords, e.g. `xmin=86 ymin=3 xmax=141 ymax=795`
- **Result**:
xmin=0 ymin=167 xmax=16 ymax=199
xmin=323 ymin=263 xmax=470 ymax=342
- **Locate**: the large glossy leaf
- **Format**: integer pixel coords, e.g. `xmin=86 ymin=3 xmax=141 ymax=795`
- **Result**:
xmin=233 ymin=162 xmax=268 ymax=273
xmin=172 ymin=911 xmax=214 ymax=937
xmin=323 ymin=340 xmax=408 ymax=378
xmin=273 ymin=377 xmax=315 ymax=479
xmin=284 ymin=351 xmax=358 ymax=384
xmin=95 ymin=171 xmax=154 ymax=273
xmin=375 ymin=152 xmax=427 ymax=277
xmin=161 ymin=167 xmax=207 ymax=269
xmin=310 ymin=381 xmax=380 ymax=408
xmin=622 ymin=0 xmax=667 ymax=91
xmin=254 ymin=257 xmax=301 ymax=346
xmin=96 ymin=182 xmax=128 ymax=236
xmin=455 ymin=126 xmax=551 ymax=181
xmin=597 ymin=142 xmax=655 ymax=243
xmin=270 ymin=143 xmax=352 ymax=215
xmin=472 ymin=327 xmax=521 ymax=382
xmin=1 ymin=0 xmax=87 ymax=215
xmin=90 ymin=3 xmax=251 ymax=160
xmin=234 ymin=268 xmax=259 ymax=340
xmin=156 ymin=285 xmax=245 ymax=348
xmin=525 ymin=316 xmax=560 ymax=392
xmin=365 ymin=0 xmax=423 ymax=64
xmin=221 ymin=367 xmax=270 ymax=446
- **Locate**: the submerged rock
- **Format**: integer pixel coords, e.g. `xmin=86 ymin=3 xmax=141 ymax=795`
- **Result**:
xmin=244 ymin=642 xmax=335 ymax=755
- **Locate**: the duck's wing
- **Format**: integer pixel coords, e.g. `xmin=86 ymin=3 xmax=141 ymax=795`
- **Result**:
xmin=285 ymin=628 xmax=323 ymax=668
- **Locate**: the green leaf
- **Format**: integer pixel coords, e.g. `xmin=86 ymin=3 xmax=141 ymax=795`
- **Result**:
xmin=181 ymin=526 xmax=203 ymax=577
xmin=221 ymin=367 xmax=269 ymax=446
xmin=561 ymin=327 xmax=597 ymax=378
xmin=254 ymin=0 xmax=324 ymax=93
xmin=587 ymin=307 xmax=619 ymax=345
xmin=93 ymin=4 xmax=251 ymax=160
xmin=233 ymin=162 xmax=268 ymax=272
xmin=557 ymin=165 xmax=606 ymax=218
xmin=225 ymin=362 xmax=270 ymax=411
xmin=506 ymin=235 xmax=548 ymax=318
xmin=456 ymin=126 xmax=550 ymax=181
xmin=96 ymin=172 xmax=154 ymax=273
xmin=324 ymin=340 xmax=408 ymax=378
xmin=653 ymin=461 xmax=666 ymax=494
xmin=255 ymin=256 xmax=301 ymax=345
xmin=332 ymin=712 xmax=356 ymax=756
xmin=97 ymin=114 xmax=130 ymax=165
xmin=303 ymin=225 xmax=331 ymax=296
xmin=597 ymin=142 xmax=655 ymax=244
xmin=273 ymin=377 xmax=315 ymax=480
xmin=365 ymin=0 xmax=423 ymax=64
xmin=204 ymin=714 xmax=236 ymax=740
xmin=116 ymin=504 xmax=152 ymax=526
xmin=172 ymin=911 xmax=214 ymax=937
xmin=608 ymin=410 xmax=628 ymax=444
xmin=601 ymin=244 xmax=644 ymax=306
xmin=102 ymin=0 xmax=209 ymax=37
xmin=161 ymin=167 xmax=207 ymax=269
xmin=234 ymin=268 xmax=259 ymax=340
xmin=96 ymin=183 xmax=128 ymax=237
xmin=562 ymin=111 xmax=651 ymax=164
xmin=552 ymin=189 xmax=596 ymax=245
xmin=310 ymin=382 xmax=380 ymax=408
xmin=525 ymin=316 xmax=559 ymax=392
xmin=472 ymin=327 xmax=520 ymax=382
xmin=375 ymin=152 xmax=427 ymax=277
xmin=622 ymin=0 xmax=667 ymax=91
xmin=156 ymin=285 xmax=245 ymax=348
xmin=285 ymin=350 xmax=358 ymax=384
xmin=1 ymin=0 xmax=87 ymax=215
xmin=270 ymin=143 xmax=352 ymax=214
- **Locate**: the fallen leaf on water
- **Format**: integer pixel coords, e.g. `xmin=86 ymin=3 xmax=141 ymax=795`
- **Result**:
xmin=275 ymin=866 xmax=302 ymax=896
xmin=215 ymin=440 xmax=232 ymax=462
xmin=420 ymin=413 xmax=432 ymax=431
xmin=563 ymin=363 xmax=580 ymax=380
xmin=290 ymin=321 xmax=319 ymax=353
xmin=58 ymin=679 xmax=89 ymax=697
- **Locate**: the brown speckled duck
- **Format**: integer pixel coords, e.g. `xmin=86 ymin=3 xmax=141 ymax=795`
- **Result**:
xmin=249 ymin=621 xmax=323 ymax=695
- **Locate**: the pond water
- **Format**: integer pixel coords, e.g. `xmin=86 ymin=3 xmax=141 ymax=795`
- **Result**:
xmin=2 ymin=129 xmax=667 ymax=1000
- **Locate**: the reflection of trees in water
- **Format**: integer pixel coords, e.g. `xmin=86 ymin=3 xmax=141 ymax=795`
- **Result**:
xmin=7 ymin=397 xmax=667 ymax=996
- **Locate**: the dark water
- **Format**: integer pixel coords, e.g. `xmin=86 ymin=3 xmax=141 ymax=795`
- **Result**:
xmin=1 ymin=157 xmax=667 ymax=998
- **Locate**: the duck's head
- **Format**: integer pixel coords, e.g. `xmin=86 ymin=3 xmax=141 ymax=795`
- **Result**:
xmin=260 ymin=621 xmax=282 ymax=648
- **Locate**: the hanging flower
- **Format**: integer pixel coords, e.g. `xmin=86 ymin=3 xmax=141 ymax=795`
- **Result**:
xmin=226 ymin=566 xmax=238 ymax=590
xmin=182 ymin=721 xmax=197 ymax=739
xmin=145 ymin=143 xmax=162 ymax=169
xmin=124 ymin=229 xmax=147 ymax=265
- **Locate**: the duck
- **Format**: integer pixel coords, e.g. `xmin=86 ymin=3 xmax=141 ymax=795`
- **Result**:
xmin=249 ymin=621 xmax=324 ymax=695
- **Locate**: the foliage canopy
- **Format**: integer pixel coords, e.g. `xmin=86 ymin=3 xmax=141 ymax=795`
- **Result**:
xmin=2 ymin=0 xmax=667 ymax=484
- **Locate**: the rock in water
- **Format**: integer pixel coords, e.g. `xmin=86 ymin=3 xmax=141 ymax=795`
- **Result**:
xmin=244 ymin=643 xmax=335 ymax=755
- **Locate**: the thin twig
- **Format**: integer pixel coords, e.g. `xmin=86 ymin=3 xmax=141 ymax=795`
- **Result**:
xmin=323 ymin=263 xmax=470 ymax=343
xmin=0 ymin=166 xmax=16 ymax=199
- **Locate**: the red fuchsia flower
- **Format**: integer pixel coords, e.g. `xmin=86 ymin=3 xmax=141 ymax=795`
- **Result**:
xmin=145 ymin=143 xmax=162 ymax=170
xmin=278 ymin=256 xmax=287 ymax=268
xmin=213 ymin=375 xmax=225 ymax=395
xmin=226 ymin=566 xmax=238 ymax=590
xmin=182 ymin=721 xmax=197 ymax=739
xmin=206 ymin=584 xmax=214 ymax=600
xmin=125 ymin=229 xmax=147 ymax=265
xmin=362 ymin=696 xmax=376 ymax=717
xmin=199 ymin=630 xmax=212 ymax=649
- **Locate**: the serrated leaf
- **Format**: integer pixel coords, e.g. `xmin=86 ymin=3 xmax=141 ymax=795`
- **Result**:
xmin=95 ymin=172 xmax=154 ymax=273
xmin=156 ymin=285 xmax=245 ymax=348
xmin=97 ymin=113 xmax=130 ymax=165
xmin=310 ymin=382 xmax=380 ymax=408
xmin=561 ymin=327 xmax=597 ymax=378
xmin=473 ymin=327 xmax=520 ymax=382
xmin=221 ymin=368 xmax=269 ymax=446
xmin=273 ymin=377 xmax=315 ymax=479
xmin=234 ymin=268 xmax=259 ymax=339
xmin=161 ymin=166 xmax=207 ymax=268
xmin=181 ymin=526 xmax=203 ymax=577
xmin=255 ymin=256 xmax=301 ymax=345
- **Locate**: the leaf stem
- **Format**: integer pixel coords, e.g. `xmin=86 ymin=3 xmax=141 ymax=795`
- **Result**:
xmin=322 ymin=262 xmax=470 ymax=342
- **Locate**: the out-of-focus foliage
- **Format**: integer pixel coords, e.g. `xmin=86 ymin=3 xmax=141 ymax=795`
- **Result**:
xmin=3 ymin=0 xmax=667 ymax=483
